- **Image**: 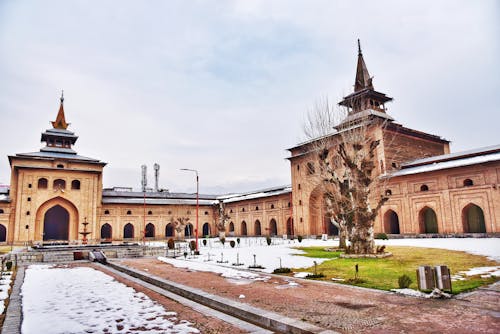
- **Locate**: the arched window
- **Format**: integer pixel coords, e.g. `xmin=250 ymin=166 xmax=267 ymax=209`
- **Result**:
xmin=229 ymin=221 xmax=234 ymax=232
xmin=100 ymin=223 xmax=112 ymax=240
xmin=254 ymin=220 xmax=262 ymax=236
xmin=57 ymin=164 xmax=64 ymax=168
xmin=462 ymin=204 xmax=486 ymax=233
xmin=270 ymin=204 xmax=275 ymax=209
xmin=165 ymin=223 xmax=174 ymax=237
xmin=126 ymin=210 xmax=132 ymax=215
xmin=269 ymin=219 xmax=277 ymax=236
xmin=0 ymin=224 xmax=6 ymax=242
xmin=420 ymin=184 xmax=429 ymax=192
xmin=0 ymin=209 xmax=3 ymax=214
xmin=202 ymin=223 xmax=210 ymax=236
xmin=53 ymin=179 xmax=66 ymax=189
xmin=71 ymin=180 xmax=80 ymax=190
xmin=384 ymin=210 xmax=400 ymax=234
xmin=419 ymin=207 xmax=438 ymax=233
xmin=104 ymin=210 xmax=110 ymax=215
xmin=255 ymin=206 xmax=259 ymax=211
xmin=167 ymin=211 xmax=172 ymax=215
xmin=204 ymin=211 xmax=209 ymax=215
xmin=463 ymin=179 xmax=474 ymax=187
xmin=38 ymin=178 xmax=48 ymax=189
xmin=184 ymin=224 xmax=193 ymax=237
xmin=148 ymin=210 xmax=152 ymax=215
xmin=385 ymin=189 xmax=392 ymax=196
xmin=241 ymin=221 xmax=247 ymax=236
xmin=145 ymin=223 xmax=155 ymax=238
xmin=242 ymin=208 xmax=245 ymax=212
xmin=123 ymin=223 xmax=134 ymax=238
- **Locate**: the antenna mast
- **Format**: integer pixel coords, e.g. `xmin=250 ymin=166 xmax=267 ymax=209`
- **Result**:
xmin=141 ymin=165 xmax=147 ymax=192
xmin=153 ymin=163 xmax=160 ymax=192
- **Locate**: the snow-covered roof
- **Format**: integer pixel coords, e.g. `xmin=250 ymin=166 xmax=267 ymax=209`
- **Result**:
xmin=102 ymin=197 xmax=215 ymax=206
xmin=218 ymin=185 xmax=291 ymax=204
xmin=102 ymin=189 xmax=217 ymax=206
xmin=11 ymin=151 xmax=103 ymax=163
xmin=389 ymin=148 xmax=500 ymax=177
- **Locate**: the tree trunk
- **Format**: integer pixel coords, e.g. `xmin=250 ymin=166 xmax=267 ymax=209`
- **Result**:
xmin=338 ymin=227 xmax=348 ymax=249
xmin=350 ymin=225 xmax=375 ymax=254
xmin=218 ymin=231 xmax=226 ymax=239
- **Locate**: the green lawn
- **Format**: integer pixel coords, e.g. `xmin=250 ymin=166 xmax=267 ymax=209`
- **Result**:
xmin=291 ymin=246 xmax=499 ymax=294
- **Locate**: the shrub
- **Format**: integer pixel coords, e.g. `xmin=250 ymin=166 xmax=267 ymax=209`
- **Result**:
xmin=236 ymin=238 xmax=240 ymax=244
xmin=5 ymin=261 xmax=12 ymax=270
xmin=202 ymin=239 xmax=207 ymax=246
xmin=398 ymin=274 xmax=412 ymax=289
xmin=297 ymin=235 xmax=303 ymax=243
xmin=189 ymin=240 xmax=196 ymax=251
xmin=305 ymin=273 xmax=325 ymax=279
xmin=375 ymin=233 xmax=388 ymax=240
xmin=273 ymin=267 xmax=292 ymax=274
xmin=266 ymin=236 xmax=272 ymax=246
xmin=230 ymin=240 xmax=236 ymax=248
xmin=167 ymin=238 xmax=175 ymax=250
xmin=220 ymin=237 xmax=225 ymax=246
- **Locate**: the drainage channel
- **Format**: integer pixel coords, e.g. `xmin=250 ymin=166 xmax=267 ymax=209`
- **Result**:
xmin=102 ymin=261 xmax=339 ymax=334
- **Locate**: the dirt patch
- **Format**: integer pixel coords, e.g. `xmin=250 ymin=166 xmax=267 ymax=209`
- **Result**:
xmin=118 ymin=258 xmax=500 ymax=334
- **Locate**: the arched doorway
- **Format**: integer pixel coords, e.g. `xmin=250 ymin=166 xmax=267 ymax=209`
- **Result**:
xmin=286 ymin=218 xmax=293 ymax=236
xmin=43 ymin=205 xmax=69 ymax=241
xmin=309 ymin=186 xmax=327 ymax=235
xmin=100 ymin=223 xmax=112 ymax=240
xmin=241 ymin=221 xmax=247 ymax=236
xmin=124 ymin=223 xmax=134 ymax=239
xmin=384 ymin=210 xmax=400 ymax=234
xmin=0 ymin=224 xmax=6 ymax=242
xmin=229 ymin=222 xmax=235 ymax=233
xmin=145 ymin=223 xmax=155 ymax=238
xmin=419 ymin=207 xmax=438 ymax=233
xmin=254 ymin=220 xmax=261 ymax=236
xmin=165 ymin=223 xmax=174 ymax=237
xmin=327 ymin=219 xmax=339 ymax=236
xmin=202 ymin=223 xmax=211 ymax=236
xmin=462 ymin=204 xmax=486 ymax=233
xmin=185 ymin=223 xmax=193 ymax=237
xmin=269 ymin=219 xmax=277 ymax=236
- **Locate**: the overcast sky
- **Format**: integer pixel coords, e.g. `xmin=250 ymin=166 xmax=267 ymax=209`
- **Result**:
xmin=0 ymin=1 xmax=498 ymax=194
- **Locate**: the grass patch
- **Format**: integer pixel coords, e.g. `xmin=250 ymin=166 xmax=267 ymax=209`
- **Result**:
xmin=293 ymin=246 xmax=499 ymax=294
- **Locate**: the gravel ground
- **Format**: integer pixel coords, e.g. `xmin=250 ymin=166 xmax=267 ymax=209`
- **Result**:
xmin=118 ymin=258 xmax=500 ymax=334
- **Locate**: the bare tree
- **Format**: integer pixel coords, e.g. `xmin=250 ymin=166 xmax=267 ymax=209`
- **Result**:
xmin=170 ymin=217 xmax=190 ymax=240
xmin=303 ymin=98 xmax=388 ymax=254
xmin=215 ymin=200 xmax=230 ymax=238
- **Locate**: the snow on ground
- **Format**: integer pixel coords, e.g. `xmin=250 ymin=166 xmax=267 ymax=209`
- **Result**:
xmin=156 ymin=237 xmax=499 ymax=284
xmin=21 ymin=265 xmax=199 ymax=334
xmin=0 ymin=272 xmax=12 ymax=314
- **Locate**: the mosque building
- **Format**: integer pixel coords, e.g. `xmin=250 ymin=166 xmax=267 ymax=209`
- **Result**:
xmin=0 ymin=43 xmax=498 ymax=245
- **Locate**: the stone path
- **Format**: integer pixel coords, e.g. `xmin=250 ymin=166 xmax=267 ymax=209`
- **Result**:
xmin=1 ymin=267 xmax=24 ymax=334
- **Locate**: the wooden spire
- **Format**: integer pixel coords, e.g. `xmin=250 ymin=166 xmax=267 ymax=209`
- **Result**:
xmin=354 ymin=39 xmax=374 ymax=92
xmin=51 ymin=90 xmax=69 ymax=129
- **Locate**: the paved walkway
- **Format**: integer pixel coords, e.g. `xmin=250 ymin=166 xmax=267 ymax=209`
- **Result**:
xmin=2 ymin=266 xmax=24 ymax=334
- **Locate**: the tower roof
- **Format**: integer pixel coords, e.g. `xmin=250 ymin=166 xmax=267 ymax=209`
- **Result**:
xmin=51 ymin=91 xmax=69 ymax=130
xmin=354 ymin=39 xmax=373 ymax=92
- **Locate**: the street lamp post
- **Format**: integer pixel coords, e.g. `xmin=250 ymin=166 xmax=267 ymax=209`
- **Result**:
xmin=180 ymin=168 xmax=199 ymax=253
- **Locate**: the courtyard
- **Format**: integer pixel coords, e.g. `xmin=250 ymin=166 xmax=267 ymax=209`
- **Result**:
xmin=1 ymin=237 xmax=498 ymax=333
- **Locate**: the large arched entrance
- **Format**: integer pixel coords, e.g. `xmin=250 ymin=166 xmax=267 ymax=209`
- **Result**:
xmin=309 ymin=186 xmax=327 ymax=235
xmin=419 ymin=207 xmax=438 ymax=233
xmin=43 ymin=205 xmax=69 ymax=241
xmin=123 ymin=223 xmax=134 ymax=239
xmin=269 ymin=219 xmax=277 ymax=236
xmin=462 ymin=204 xmax=486 ymax=233
xmin=384 ymin=210 xmax=400 ymax=234
xmin=0 ymin=224 xmax=6 ymax=242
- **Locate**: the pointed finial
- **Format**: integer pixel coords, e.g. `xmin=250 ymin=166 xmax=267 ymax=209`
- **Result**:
xmin=60 ymin=90 xmax=64 ymax=104
xmin=357 ymin=39 xmax=362 ymax=55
